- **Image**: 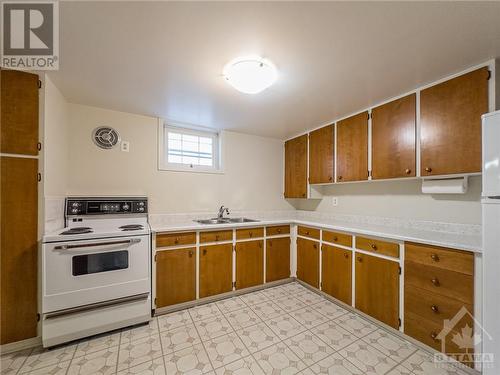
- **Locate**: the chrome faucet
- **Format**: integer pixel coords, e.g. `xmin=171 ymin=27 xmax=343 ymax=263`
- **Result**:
xmin=217 ymin=205 xmax=230 ymax=219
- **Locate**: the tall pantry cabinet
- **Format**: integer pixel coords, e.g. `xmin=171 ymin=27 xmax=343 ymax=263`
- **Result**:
xmin=1 ymin=69 xmax=40 ymax=344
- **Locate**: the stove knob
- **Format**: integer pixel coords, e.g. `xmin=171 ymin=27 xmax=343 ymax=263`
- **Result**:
xmin=138 ymin=207 xmax=145 ymax=212
xmin=122 ymin=204 xmax=130 ymax=211
xmin=71 ymin=208 xmax=79 ymax=214
xmin=71 ymin=202 xmax=80 ymax=208
xmin=138 ymin=202 xmax=145 ymax=207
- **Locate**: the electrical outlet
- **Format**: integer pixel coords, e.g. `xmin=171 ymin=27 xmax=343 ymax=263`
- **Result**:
xmin=121 ymin=141 xmax=130 ymax=152
xmin=332 ymin=197 xmax=338 ymax=206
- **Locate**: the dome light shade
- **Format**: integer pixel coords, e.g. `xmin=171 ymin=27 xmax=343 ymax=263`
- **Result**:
xmin=223 ymin=56 xmax=278 ymax=94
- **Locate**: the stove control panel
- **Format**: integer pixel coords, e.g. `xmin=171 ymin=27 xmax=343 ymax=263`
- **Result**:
xmin=66 ymin=198 xmax=148 ymax=216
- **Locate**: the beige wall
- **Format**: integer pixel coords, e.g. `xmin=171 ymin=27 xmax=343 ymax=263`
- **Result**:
xmin=291 ymin=177 xmax=482 ymax=224
xmin=43 ymin=75 xmax=69 ymax=197
xmin=66 ymin=104 xmax=294 ymax=214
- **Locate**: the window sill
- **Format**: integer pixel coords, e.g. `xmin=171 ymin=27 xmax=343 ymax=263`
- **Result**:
xmin=158 ymin=165 xmax=225 ymax=175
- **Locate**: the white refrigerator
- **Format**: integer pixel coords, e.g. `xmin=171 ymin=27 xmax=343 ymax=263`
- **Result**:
xmin=482 ymin=110 xmax=500 ymax=374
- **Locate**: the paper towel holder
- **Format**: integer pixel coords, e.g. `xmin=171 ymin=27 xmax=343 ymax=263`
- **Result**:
xmin=421 ymin=176 xmax=469 ymax=194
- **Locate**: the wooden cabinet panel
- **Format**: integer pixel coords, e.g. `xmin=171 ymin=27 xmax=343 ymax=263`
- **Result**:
xmin=405 ymin=261 xmax=473 ymax=304
xmin=309 ymin=125 xmax=334 ymax=184
xmin=405 ymin=286 xmax=473 ymax=327
xmin=1 ymin=69 xmax=39 ymax=155
xmin=297 ymin=237 xmax=319 ymax=288
xmin=355 ymin=253 xmax=399 ymax=329
xmin=156 ymin=248 xmax=195 ymax=307
xmin=356 ymin=236 xmax=399 ymax=258
xmin=1 ymin=157 xmax=38 ymax=344
xmin=321 ymin=245 xmax=352 ymax=305
xmin=156 ymin=232 xmax=196 ymax=248
xmin=284 ymin=135 xmax=308 ymax=198
xmin=236 ymin=227 xmax=264 ymax=240
xmin=266 ymin=225 xmax=290 ymax=237
xmin=372 ymin=94 xmax=416 ymax=179
xmin=236 ymin=240 xmax=264 ymax=289
xmin=266 ymin=237 xmax=290 ymax=282
xmin=297 ymin=226 xmax=320 ymax=240
xmin=322 ymin=231 xmax=352 ymax=247
xmin=405 ymin=242 xmax=473 ymax=275
xmin=199 ymin=244 xmax=233 ymax=298
xmin=200 ymin=230 xmax=232 ymax=243
xmin=420 ymin=67 xmax=489 ymax=176
xmin=336 ymin=112 xmax=369 ymax=182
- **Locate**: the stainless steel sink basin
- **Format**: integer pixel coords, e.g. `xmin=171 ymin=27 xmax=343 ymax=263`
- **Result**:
xmin=227 ymin=217 xmax=259 ymax=223
xmin=195 ymin=217 xmax=259 ymax=225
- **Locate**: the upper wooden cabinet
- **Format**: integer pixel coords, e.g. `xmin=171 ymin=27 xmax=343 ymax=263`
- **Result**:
xmin=336 ymin=112 xmax=369 ymax=182
xmin=309 ymin=125 xmax=334 ymax=184
xmin=1 ymin=69 xmax=39 ymax=155
xmin=420 ymin=67 xmax=489 ymax=176
xmin=372 ymin=94 xmax=416 ymax=179
xmin=284 ymin=135 xmax=307 ymax=198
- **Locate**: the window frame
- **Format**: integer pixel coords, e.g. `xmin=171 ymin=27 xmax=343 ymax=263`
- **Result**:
xmin=158 ymin=120 xmax=224 ymax=174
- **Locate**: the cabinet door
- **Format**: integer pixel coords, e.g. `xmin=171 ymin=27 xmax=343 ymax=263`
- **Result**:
xmin=1 ymin=69 xmax=39 ymax=155
xmin=236 ymin=240 xmax=264 ymax=289
xmin=420 ymin=67 xmax=489 ymax=176
xmin=297 ymin=237 xmax=319 ymax=288
xmin=266 ymin=237 xmax=290 ymax=282
xmin=336 ymin=112 xmax=368 ymax=182
xmin=355 ymin=253 xmax=399 ymax=329
xmin=200 ymin=244 xmax=233 ymax=298
xmin=284 ymin=135 xmax=307 ymax=198
xmin=1 ymin=157 xmax=38 ymax=344
xmin=156 ymin=248 xmax=195 ymax=307
xmin=321 ymin=244 xmax=352 ymax=305
xmin=309 ymin=125 xmax=334 ymax=184
xmin=372 ymin=94 xmax=416 ymax=179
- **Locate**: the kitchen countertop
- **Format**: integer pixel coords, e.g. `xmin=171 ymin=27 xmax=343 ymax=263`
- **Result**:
xmin=150 ymin=214 xmax=482 ymax=253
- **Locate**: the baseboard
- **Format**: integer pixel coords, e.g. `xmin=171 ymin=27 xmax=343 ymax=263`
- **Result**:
xmin=0 ymin=336 xmax=41 ymax=355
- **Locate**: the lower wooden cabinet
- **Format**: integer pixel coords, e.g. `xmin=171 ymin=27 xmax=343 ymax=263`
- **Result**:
xmin=355 ymin=253 xmax=400 ymax=329
xmin=200 ymin=243 xmax=233 ymax=298
xmin=297 ymin=237 xmax=319 ymax=288
xmin=321 ymin=245 xmax=352 ymax=305
xmin=266 ymin=237 xmax=290 ymax=282
xmin=236 ymin=240 xmax=264 ymax=289
xmin=156 ymin=248 xmax=195 ymax=307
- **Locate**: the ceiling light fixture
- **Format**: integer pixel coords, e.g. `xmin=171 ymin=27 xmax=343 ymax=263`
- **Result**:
xmin=223 ymin=56 xmax=278 ymax=94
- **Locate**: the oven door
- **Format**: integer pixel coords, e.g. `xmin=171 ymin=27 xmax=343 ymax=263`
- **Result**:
xmin=43 ymin=235 xmax=150 ymax=313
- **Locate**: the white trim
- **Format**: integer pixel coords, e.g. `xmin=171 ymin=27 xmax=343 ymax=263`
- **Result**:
xmin=0 ymin=153 xmax=39 ymax=159
xmin=0 ymin=336 xmax=41 ymax=355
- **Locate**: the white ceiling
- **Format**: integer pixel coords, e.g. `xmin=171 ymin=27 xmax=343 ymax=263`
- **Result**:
xmin=50 ymin=1 xmax=500 ymax=139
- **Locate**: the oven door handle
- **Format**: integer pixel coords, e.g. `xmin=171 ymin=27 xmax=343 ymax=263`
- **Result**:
xmin=53 ymin=238 xmax=141 ymax=250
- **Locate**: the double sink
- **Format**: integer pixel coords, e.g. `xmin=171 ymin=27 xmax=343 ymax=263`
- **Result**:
xmin=195 ymin=217 xmax=259 ymax=225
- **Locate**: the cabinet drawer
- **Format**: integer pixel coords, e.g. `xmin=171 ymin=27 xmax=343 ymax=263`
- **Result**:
xmin=236 ymin=227 xmax=264 ymax=240
xmin=405 ymin=261 xmax=473 ymax=304
xmin=405 ymin=242 xmax=473 ymax=275
xmin=405 ymin=286 xmax=473 ymax=327
xmin=156 ymin=232 xmax=196 ymax=248
xmin=200 ymin=230 xmax=233 ymax=243
xmin=266 ymin=225 xmax=290 ymax=236
xmin=322 ymin=231 xmax=352 ymax=247
xmin=297 ymin=226 xmax=320 ymax=240
xmin=356 ymin=236 xmax=399 ymax=258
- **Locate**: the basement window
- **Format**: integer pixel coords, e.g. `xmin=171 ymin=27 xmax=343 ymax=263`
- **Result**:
xmin=159 ymin=123 xmax=222 ymax=173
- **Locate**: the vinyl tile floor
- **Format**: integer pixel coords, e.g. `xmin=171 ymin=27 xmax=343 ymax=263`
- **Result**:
xmin=1 ymin=282 xmax=472 ymax=375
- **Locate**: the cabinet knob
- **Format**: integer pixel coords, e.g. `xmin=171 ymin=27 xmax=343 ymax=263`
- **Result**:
xmin=174 ymin=238 xmax=179 ymax=244
xmin=249 ymin=232 xmax=253 ymax=237
xmin=302 ymin=193 xmax=306 ymax=197
xmin=425 ymin=167 xmax=432 ymax=173
xmin=202 ymin=249 xmax=207 ymax=255
xmin=431 ymin=278 xmax=440 ymax=287
xmin=371 ymin=244 xmax=377 ymax=250
xmin=329 ymin=176 xmax=333 ymax=181
xmin=333 ymin=236 xmax=338 ymax=242
xmin=344 ymin=252 xmax=349 ymax=259
xmin=306 ymin=231 xmax=310 ymax=235
xmin=188 ymin=251 xmax=193 ymax=257
xmin=431 ymin=305 xmax=439 ymax=313
xmin=357 ymin=256 xmax=363 ymax=262
xmin=313 ymin=244 xmax=317 ymax=249
xmin=430 ymin=253 xmax=439 ymax=262
xmin=405 ymin=168 xmax=411 ymax=174
xmin=277 ymin=229 xmax=281 ymax=234
xmin=338 ymin=176 xmax=343 ymax=181
xmin=430 ymin=332 xmax=438 ymax=340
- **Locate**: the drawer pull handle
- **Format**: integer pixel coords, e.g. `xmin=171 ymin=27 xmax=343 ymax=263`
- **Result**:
xmin=277 ymin=229 xmax=281 ymax=233
xmin=203 ymin=249 xmax=207 ymax=255
xmin=344 ymin=252 xmax=349 ymax=259
xmin=174 ymin=238 xmax=179 ymax=244
xmin=431 ymin=305 xmax=439 ymax=313
xmin=306 ymin=231 xmax=310 ymax=235
xmin=371 ymin=244 xmax=377 ymax=250
xmin=188 ymin=251 xmax=193 ymax=257
xmin=430 ymin=253 xmax=439 ymax=262
xmin=333 ymin=236 xmax=338 ymax=242
xmin=425 ymin=167 xmax=432 ymax=173
xmin=431 ymin=278 xmax=440 ymax=287
xmin=430 ymin=332 xmax=438 ymax=340
xmin=405 ymin=168 xmax=411 ymax=174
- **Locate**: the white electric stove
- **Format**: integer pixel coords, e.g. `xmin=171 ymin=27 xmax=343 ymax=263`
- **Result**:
xmin=41 ymin=197 xmax=152 ymax=347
